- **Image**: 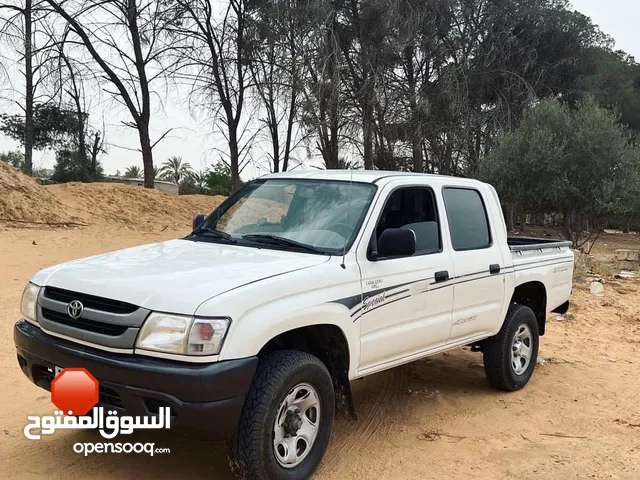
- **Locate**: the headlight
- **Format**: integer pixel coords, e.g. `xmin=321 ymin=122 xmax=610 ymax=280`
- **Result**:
xmin=21 ymin=282 xmax=40 ymax=323
xmin=136 ymin=313 xmax=230 ymax=356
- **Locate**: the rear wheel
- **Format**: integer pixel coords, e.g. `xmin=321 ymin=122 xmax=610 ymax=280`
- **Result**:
xmin=228 ymin=350 xmax=334 ymax=480
xmin=483 ymin=303 xmax=539 ymax=391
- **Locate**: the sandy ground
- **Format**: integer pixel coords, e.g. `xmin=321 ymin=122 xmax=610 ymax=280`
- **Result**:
xmin=1 ymin=225 xmax=639 ymax=479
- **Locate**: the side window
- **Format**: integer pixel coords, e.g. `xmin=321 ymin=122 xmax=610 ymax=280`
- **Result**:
xmin=373 ymin=187 xmax=441 ymax=256
xmin=443 ymin=188 xmax=491 ymax=251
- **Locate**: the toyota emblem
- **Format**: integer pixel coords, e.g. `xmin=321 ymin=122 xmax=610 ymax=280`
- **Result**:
xmin=66 ymin=300 xmax=84 ymax=319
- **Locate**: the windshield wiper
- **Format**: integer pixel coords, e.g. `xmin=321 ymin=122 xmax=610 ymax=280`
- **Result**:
xmin=190 ymin=227 xmax=237 ymax=243
xmin=242 ymin=234 xmax=327 ymax=255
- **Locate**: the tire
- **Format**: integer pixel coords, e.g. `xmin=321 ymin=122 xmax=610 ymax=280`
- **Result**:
xmin=483 ymin=303 xmax=539 ymax=391
xmin=228 ymin=350 xmax=335 ymax=480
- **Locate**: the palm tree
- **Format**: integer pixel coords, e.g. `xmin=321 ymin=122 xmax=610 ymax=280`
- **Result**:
xmin=159 ymin=156 xmax=193 ymax=185
xmin=190 ymin=169 xmax=209 ymax=193
xmin=124 ymin=165 xmax=141 ymax=178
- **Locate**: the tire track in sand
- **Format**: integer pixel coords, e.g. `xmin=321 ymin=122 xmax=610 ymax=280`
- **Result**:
xmin=323 ymin=365 xmax=409 ymax=470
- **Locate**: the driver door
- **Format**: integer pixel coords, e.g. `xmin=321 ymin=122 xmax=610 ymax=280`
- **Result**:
xmin=356 ymin=185 xmax=454 ymax=374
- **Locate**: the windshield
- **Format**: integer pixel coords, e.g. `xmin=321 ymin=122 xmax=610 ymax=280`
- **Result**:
xmin=196 ymin=179 xmax=376 ymax=254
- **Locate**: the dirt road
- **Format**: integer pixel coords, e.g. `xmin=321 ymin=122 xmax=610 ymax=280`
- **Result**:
xmin=1 ymin=225 xmax=639 ymax=479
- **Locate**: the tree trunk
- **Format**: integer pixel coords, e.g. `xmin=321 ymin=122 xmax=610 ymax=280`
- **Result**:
xmin=563 ymin=211 xmax=573 ymax=243
xmin=282 ymin=26 xmax=299 ymax=174
xmin=329 ymin=123 xmax=339 ymax=169
xmin=61 ymin=47 xmax=88 ymax=180
xmin=263 ymin=48 xmax=280 ymax=173
xmin=72 ymin=92 xmax=88 ymax=181
xmin=404 ymin=46 xmax=422 ymax=172
xmin=78 ymin=120 xmax=88 ymax=181
xmin=421 ymin=142 xmax=431 ymax=173
xmin=270 ymin=111 xmax=280 ymax=173
xmin=326 ymin=76 xmax=340 ymax=170
xmin=229 ymin=127 xmax=240 ymax=190
xmin=506 ymin=205 xmax=515 ymax=232
xmin=126 ymin=0 xmax=153 ymax=188
xmin=23 ymin=0 xmax=34 ymax=176
xmin=90 ymin=131 xmax=101 ymax=175
xmin=412 ymin=140 xmax=422 ymax=172
xmin=361 ymin=66 xmax=375 ymax=170
xmin=268 ymin=92 xmax=279 ymax=173
xmin=282 ymin=86 xmax=297 ymax=173
xmin=362 ymin=95 xmax=374 ymax=170
xmin=139 ymin=125 xmax=153 ymax=188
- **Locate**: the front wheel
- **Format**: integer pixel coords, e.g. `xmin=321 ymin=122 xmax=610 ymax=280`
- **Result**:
xmin=228 ymin=350 xmax=335 ymax=480
xmin=483 ymin=303 xmax=539 ymax=391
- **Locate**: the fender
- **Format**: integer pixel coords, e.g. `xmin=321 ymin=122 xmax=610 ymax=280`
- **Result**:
xmin=197 ymin=259 xmax=363 ymax=379
xmin=220 ymin=303 xmax=359 ymax=378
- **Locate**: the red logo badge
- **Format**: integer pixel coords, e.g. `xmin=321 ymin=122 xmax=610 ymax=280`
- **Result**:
xmin=51 ymin=368 xmax=99 ymax=415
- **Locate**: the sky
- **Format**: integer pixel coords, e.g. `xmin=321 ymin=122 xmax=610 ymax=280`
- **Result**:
xmin=571 ymin=0 xmax=640 ymax=58
xmin=1 ymin=0 xmax=639 ymax=180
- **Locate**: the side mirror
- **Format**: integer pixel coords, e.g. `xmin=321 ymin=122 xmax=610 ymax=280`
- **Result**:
xmin=192 ymin=213 xmax=206 ymax=230
xmin=376 ymin=228 xmax=416 ymax=258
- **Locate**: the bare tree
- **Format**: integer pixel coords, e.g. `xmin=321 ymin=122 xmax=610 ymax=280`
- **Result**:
xmin=88 ymin=126 xmax=104 ymax=175
xmin=44 ymin=0 xmax=177 ymax=187
xmin=0 ymin=0 xmax=57 ymax=175
xmin=173 ymin=0 xmax=251 ymax=189
xmin=333 ymin=0 xmax=399 ymax=170
xmin=47 ymin=27 xmax=89 ymax=179
xmin=247 ymin=0 xmax=311 ymax=173
xmin=299 ymin=6 xmax=347 ymax=170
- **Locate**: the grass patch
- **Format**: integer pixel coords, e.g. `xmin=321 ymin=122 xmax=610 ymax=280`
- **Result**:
xmin=573 ymin=252 xmax=617 ymax=280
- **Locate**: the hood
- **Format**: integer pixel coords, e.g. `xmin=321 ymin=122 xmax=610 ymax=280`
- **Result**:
xmin=31 ymin=239 xmax=329 ymax=313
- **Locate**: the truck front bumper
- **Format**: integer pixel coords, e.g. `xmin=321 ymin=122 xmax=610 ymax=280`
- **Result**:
xmin=14 ymin=319 xmax=258 ymax=440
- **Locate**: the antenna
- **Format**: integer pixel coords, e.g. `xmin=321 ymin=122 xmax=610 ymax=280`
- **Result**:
xmin=340 ymin=167 xmax=353 ymax=269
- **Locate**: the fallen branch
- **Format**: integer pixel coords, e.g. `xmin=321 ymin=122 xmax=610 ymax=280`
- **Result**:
xmin=0 ymin=218 xmax=90 ymax=227
xmin=417 ymin=431 xmax=465 ymax=443
xmin=615 ymin=419 xmax=640 ymax=428
xmin=545 ymin=357 xmax=585 ymax=365
xmin=520 ymin=433 xmax=533 ymax=442
xmin=540 ymin=433 xmax=588 ymax=439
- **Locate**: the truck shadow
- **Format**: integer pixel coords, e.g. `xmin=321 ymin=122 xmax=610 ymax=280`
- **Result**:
xmin=52 ymin=350 xmax=494 ymax=479
xmin=50 ymin=428 xmax=233 ymax=479
xmin=322 ymin=349 xmax=494 ymax=466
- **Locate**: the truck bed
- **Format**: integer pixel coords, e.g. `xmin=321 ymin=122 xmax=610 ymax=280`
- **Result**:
xmin=507 ymin=237 xmax=573 ymax=252
xmin=508 ymin=237 xmax=574 ymax=315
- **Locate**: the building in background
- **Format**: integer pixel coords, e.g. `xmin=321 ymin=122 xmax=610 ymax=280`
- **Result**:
xmin=103 ymin=176 xmax=178 ymax=195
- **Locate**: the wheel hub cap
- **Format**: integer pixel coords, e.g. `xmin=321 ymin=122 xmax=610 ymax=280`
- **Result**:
xmin=273 ymin=383 xmax=321 ymax=469
xmin=513 ymin=340 xmax=523 ymax=356
xmin=511 ymin=324 xmax=533 ymax=375
xmin=282 ymin=409 xmax=303 ymax=437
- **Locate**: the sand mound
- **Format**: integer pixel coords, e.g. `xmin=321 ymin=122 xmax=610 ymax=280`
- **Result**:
xmin=0 ymin=162 xmax=225 ymax=230
xmin=47 ymin=182 xmax=225 ymax=229
xmin=0 ymin=161 xmax=80 ymax=225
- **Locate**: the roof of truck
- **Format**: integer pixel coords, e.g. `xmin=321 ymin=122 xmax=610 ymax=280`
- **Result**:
xmin=261 ymin=169 xmax=484 ymax=185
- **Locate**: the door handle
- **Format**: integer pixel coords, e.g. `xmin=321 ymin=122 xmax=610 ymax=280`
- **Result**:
xmin=434 ymin=270 xmax=449 ymax=283
xmin=489 ymin=264 xmax=501 ymax=274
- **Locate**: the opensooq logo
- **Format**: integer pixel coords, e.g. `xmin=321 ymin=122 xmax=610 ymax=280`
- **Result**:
xmin=24 ymin=367 xmax=171 ymax=440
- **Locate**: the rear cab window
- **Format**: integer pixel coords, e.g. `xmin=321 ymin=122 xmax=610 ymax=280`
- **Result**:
xmin=442 ymin=187 xmax=491 ymax=251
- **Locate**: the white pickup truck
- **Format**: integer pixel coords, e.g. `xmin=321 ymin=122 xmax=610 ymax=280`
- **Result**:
xmin=15 ymin=170 xmax=574 ymax=479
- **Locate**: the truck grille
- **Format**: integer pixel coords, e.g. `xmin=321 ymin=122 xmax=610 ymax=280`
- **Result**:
xmin=41 ymin=308 xmax=129 ymax=336
xmin=43 ymin=287 xmax=138 ymax=315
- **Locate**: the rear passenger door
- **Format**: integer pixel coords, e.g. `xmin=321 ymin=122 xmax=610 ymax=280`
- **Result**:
xmin=443 ymin=187 xmax=506 ymax=342
xmin=356 ymin=185 xmax=454 ymax=373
